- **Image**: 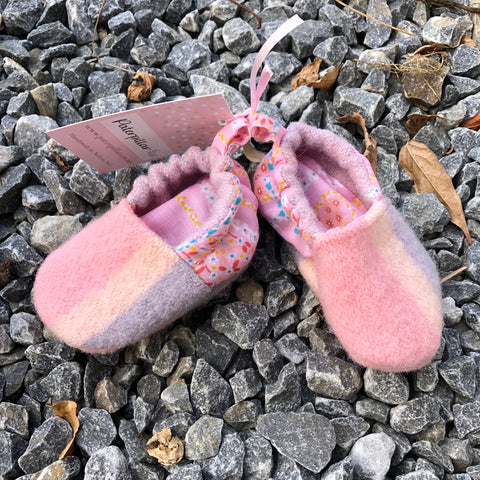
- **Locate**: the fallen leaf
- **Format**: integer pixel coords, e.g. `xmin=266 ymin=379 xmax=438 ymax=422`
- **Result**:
xmin=128 ymin=71 xmax=157 ymax=102
xmin=459 ymin=34 xmax=477 ymax=47
xmin=147 ymin=429 xmax=184 ymax=465
xmin=310 ymin=65 xmax=342 ymax=92
xmin=0 ymin=261 xmax=11 ymax=288
xmin=412 ymin=43 xmax=449 ymax=55
xmin=336 ymin=112 xmax=378 ymax=174
xmin=51 ymin=401 xmax=79 ymax=459
xmin=460 ymin=112 xmax=480 ymax=130
xmin=243 ymin=141 xmax=266 ymax=163
xmin=405 ymin=113 xmax=440 ymax=136
xmin=291 ymin=58 xmax=322 ymax=90
xmin=399 ymin=140 xmax=471 ymax=244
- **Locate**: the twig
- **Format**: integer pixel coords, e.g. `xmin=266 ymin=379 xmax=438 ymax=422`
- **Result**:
xmin=334 ymin=0 xmax=414 ymax=36
xmin=417 ymin=0 xmax=480 ymax=14
xmin=228 ymin=0 xmax=262 ymax=29
xmin=92 ymin=0 xmax=137 ymax=74
xmin=441 ymin=266 xmax=468 ymax=283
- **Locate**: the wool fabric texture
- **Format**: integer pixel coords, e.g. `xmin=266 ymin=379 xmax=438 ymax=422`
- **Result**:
xmin=254 ymin=123 xmax=443 ymax=372
xmin=33 ymin=147 xmax=259 ymax=353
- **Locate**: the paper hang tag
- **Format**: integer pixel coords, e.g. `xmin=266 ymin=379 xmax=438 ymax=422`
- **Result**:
xmin=47 ymin=94 xmax=234 ymax=173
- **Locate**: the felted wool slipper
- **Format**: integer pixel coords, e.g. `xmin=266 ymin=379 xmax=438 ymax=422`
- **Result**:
xmin=253 ymin=122 xmax=443 ymax=372
xmin=33 ymin=147 xmax=259 ymax=353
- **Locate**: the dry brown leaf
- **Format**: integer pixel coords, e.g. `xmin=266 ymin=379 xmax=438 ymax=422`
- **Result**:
xmin=405 ymin=113 xmax=440 ymax=137
xmin=291 ymin=57 xmax=322 ymax=90
xmin=243 ymin=141 xmax=266 ymax=163
xmin=399 ymin=140 xmax=471 ymax=244
xmin=336 ymin=112 xmax=378 ymax=173
xmin=128 ymin=71 xmax=157 ymax=102
xmin=460 ymin=112 xmax=480 ymax=130
xmin=51 ymin=401 xmax=79 ymax=459
xmin=310 ymin=65 xmax=342 ymax=92
xmin=459 ymin=34 xmax=477 ymax=47
xmin=412 ymin=43 xmax=450 ymax=56
xmin=147 ymin=429 xmax=184 ymax=465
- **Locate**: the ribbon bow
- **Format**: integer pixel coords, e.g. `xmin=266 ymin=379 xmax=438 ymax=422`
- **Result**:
xmin=212 ymin=15 xmax=304 ymax=155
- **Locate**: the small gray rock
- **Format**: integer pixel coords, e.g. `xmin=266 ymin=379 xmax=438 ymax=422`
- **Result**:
xmin=3 ymin=0 xmax=43 ymax=36
xmin=306 ymin=352 xmax=362 ymax=401
xmin=223 ymin=400 xmax=262 ymax=432
xmin=242 ymin=432 xmax=273 ymax=480
xmin=211 ymin=302 xmax=269 ymax=350
xmin=0 ymin=402 xmax=29 ymax=438
xmin=280 ymin=86 xmax=314 ymax=123
xmin=38 ymin=361 xmax=83 ymax=402
xmin=222 ymin=18 xmax=261 ymax=56
xmin=43 ymin=169 xmax=85 ymax=215
xmin=0 ymin=234 xmax=42 ymax=277
xmin=30 ymin=215 xmax=83 ymax=255
xmin=84 ymin=445 xmax=130 ymax=480
xmin=94 ymin=377 xmax=128 ymax=413
xmin=18 ymin=416 xmax=73 ymax=474
xmin=0 ymin=431 xmax=28 ymax=477
xmin=25 ymin=341 xmax=76 ymax=375
xmin=252 ymin=339 xmax=284 ymax=383
xmin=69 ymin=160 xmax=112 ymax=205
xmin=256 ymin=412 xmax=336 ymax=473
xmin=265 ymin=362 xmax=301 ymax=413
xmin=289 ymin=19 xmax=333 ymax=59
xmin=439 ymin=356 xmax=477 ymax=399
xmin=9 ymin=312 xmax=43 ymax=345
xmin=452 ymin=401 xmax=480 ymax=438
xmin=91 ymin=93 xmax=128 ymax=117
xmin=185 ymin=415 xmax=223 ymax=460
xmin=390 ymin=396 xmax=442 ymax=435
xmin=411 ymin=440 xmax=454 ymax=473
xmin=450 ymin=44 xmax=480 ymax=78
xmin=167 ymin=464 xmax=203 ymax=479
xmin=442 ymin=280 xmax=480 ymax=305
xmin=423 ymin=16 xmax=462 ymax=47
xmin=364 ymin=0 xmax=393 ymax=48
xmin=153 ymin=340 xmax=180 ymax=377
xmin=161 ymin=380 xmax=193 ymax=414
xmin=313 ymin=36 xmax=348 ymax=67
xmin=190 ymin=359 xmax=233 ymax=417
xmin=168 ymin=40 xmax=211 ymax=72
xmin=195 ymin=326 xmax=238 ymax=374
xmin=321 ymin=457 xmax=354 ymax=480
xmin=202 ymin=431 xmax=245 ymax=480
xmin=363 ymin=369 xmax=409 ymax=405
xmin=76 ymin=407 xmax=117 ymax=457
xmin=333 ymin=87 xmax=385 ymax=128
xmin=350 ymin=433 xmax=396 ymax=480
xmin=331 ymin=415 xmax=370 ymax=451
xmin=118 ymin=419 xmax=151 ymax=464
xmin=229 ymin=368 xmax=262 ymax=404
xmin=0 ymin=164 xmax=31 ymax=215
xmin=401 ymin=193 xmax=450 ymax=238
xmin=21 ymin=185 xmax=56 ymax=212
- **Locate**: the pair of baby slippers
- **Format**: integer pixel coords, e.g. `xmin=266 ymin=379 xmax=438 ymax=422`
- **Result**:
xmin=33 ymin=113 xmax=444 ymax=373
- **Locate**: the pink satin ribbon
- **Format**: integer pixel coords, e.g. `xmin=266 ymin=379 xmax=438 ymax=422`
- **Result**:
xmin=212 ymin=15 xmax=304 ymax=155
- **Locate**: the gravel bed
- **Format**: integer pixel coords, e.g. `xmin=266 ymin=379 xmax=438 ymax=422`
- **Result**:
xmin=1 ymin=0 xmax=480 ymax=479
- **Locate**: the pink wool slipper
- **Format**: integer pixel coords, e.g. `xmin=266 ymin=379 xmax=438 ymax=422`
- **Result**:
xmin=33 ymin=147 xmax=258 ymax=353
xmin=253 ymin=123 xmax=443 ymax=372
